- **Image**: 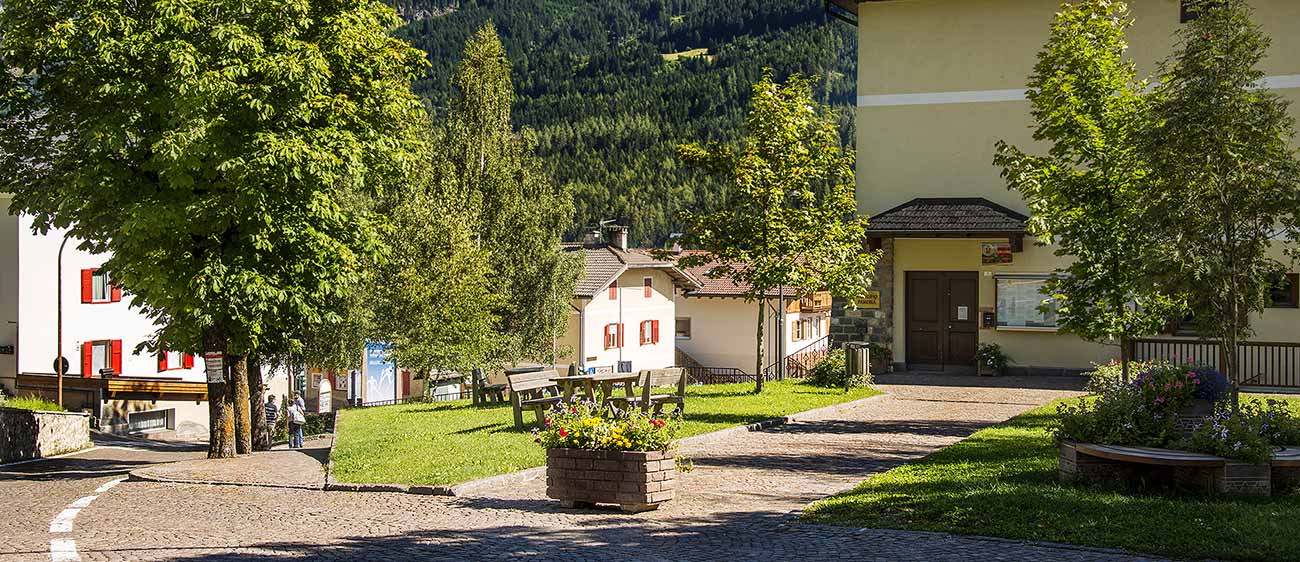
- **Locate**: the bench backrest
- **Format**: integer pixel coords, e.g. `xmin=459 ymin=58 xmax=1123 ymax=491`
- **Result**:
xmin=507 ymin=369 xmax=558 ymax=393
xmin=641 ymin=368 xmax=686 ymax=394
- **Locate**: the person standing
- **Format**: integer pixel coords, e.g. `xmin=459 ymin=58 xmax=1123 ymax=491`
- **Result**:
xmin=263 ymin=395 xmax=279 ymax=445
xmin=287 ymin=394 xmax=306 ymax=449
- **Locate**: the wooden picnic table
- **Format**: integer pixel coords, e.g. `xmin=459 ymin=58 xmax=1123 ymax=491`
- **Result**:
xmin=550 ymin=372 xmax=641 ymax=406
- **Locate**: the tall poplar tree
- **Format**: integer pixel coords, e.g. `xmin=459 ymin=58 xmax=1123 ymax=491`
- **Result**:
xmin=1145 ymin=0 xmax=1300 ymax=383
xmin=675 ymin=72 xmax=875 ymax=393
xmin=995 ymin=0 xmax=1182 ymax=378
xmin=437 ymin=23 xmax=581 ymax=367
xmin=0 ymin=0 xmax=428 ymax=457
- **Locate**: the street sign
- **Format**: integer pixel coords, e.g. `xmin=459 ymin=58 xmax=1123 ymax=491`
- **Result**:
xmin=204 ymin=351 xmax=224 ymax=384
xmin=52 ymin=356 xmax=69 ymax=373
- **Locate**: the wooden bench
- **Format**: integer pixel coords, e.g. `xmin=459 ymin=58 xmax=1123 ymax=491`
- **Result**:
xmin=1060 ymin=442 xmax=1273 ymax=496
xmin=507 ymin=369 xmax=562 ymax=428
xmin=610 ymin=368 xmax=687 ymax=416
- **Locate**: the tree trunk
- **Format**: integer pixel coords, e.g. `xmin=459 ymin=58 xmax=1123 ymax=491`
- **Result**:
xmin=249 ymin=356 xmax=270 ymax=452
xmin=232 ymin=355 xmax=253 ymax=455
xmin=754 ymin=299 xmax=765 ymax=394
xmin=1119 ymin=335 xmax=1131 ymax=381
xmin=204 ymin=326 xmax=236 ymax=459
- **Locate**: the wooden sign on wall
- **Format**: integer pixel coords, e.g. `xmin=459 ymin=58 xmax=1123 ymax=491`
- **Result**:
xmin=856 ymin=290 xmax=881 ymax=309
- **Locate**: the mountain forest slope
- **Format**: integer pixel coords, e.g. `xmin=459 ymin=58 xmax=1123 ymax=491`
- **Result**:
xmin=388 ymin=0 xmax=857 ymax=246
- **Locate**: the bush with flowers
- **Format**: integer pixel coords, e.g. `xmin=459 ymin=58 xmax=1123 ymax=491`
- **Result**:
xmin=1058 ymin=361 xmax=1300 ymax=463
xmin=534 ymin=400 xmax=680 ymax=452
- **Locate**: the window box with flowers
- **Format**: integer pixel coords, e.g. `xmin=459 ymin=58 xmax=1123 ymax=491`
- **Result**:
xmin=536 ymin=400 xmax=681 ymax=512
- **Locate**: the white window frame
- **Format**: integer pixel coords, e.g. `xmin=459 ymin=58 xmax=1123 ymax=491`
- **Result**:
xmin=164 ymin=350 xmax=184 ymax=371
xmin=994 ymin=274 xmax=1061 ymax=332
xmin=91 ymin=341 xmax=112 ymax=374
xmin=91 ymin=270 xmax=112 ymax=302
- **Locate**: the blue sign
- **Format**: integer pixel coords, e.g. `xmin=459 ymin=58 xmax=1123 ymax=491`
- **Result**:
xmin=364 ymin=342 xmax=396 ymax=405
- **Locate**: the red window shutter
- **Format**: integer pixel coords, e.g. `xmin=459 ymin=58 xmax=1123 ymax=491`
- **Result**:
xmin=617 ymin=323 xmax=625 ymax=348
xmin=652 ymin=320 xmax=660 ymax=344
xmin=110 ymin=284 xmax=122 ymax=302
xmin=639 ymin=321 xmax=647 ymax=345
xmin=81 ymin=269 xmax=94 ymax=303
xmin=604 ymin=324 xmax=614 ymax=350
xmin=158 ymin=352 xmax=168 ymax=372
xmin=643 ymin=278 xmax=652 ymax=298
xmin=402 ymin=370 xmax=412 ymax=397
xmin=82 ymin=342 xmax=94 ymax=377
xmin=182 ymin=354 xmax=195 ymax=369
xmin=111 ymin=340 xmax=123 ymax=374
xmin=609 ymin=280 xmax=618 ymax=300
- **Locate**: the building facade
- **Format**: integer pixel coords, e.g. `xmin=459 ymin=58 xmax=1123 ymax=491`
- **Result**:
xmin=829 ymin=0 xmax=1300 ymax=375
xmin=2 ymin=196 xmax=288 ymax=438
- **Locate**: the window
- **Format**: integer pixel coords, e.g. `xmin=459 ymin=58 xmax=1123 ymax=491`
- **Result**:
xmin=81 ymin=269 xmax=121 ymax=304
xmin=675 ymin=317 xmax=692 ymax=340
xmin=1180 ymin=1 xmax=1198 ymax=23
xmin=158 ymin=350 xmax=194 ymax=372
xmin=609 ymin=280 xmax=618 ymax=300
xmin=802 ymin=319 xmax=812 ymax=340
xmin=604 ymin=323 xmax=624 ymax=349
xmin=1268 ymin=273 xmax=1299 ymax=309
xmin=639 ymin=319 xmax=660 ymax=345
xmin=995 ymin=276 xmax=1060 ymax=330
xmin=83 ymin=339 xmax=122 ymax=375
xmin=643 ymin=277 xmax=653 ymax=298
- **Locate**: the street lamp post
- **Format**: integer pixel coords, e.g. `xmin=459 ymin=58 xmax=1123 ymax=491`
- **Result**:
xmin=56 ymin=232 xmax=71 ymax=409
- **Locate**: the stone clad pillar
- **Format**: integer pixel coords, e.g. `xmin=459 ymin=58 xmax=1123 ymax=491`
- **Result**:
xmin=830 ymin=238 xmax=895 ymax=367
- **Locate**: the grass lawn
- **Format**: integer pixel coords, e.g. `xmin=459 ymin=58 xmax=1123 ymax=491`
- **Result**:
xmin=0 ymin=395 xmax=64 ymax=411
xmin=803 ymin=397 xmax=1300 ymax=562
xmin=330 ymin=380 xmax=880 ymax=487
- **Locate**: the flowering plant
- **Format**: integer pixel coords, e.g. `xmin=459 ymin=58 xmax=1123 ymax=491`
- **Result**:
xmin=1184 ymin=399 xmax=1300 ymax=464
xmin=1056 ymin=361 xmax=1234 ymax=448
xmin=534 ymin=400 xmax=679 ymax=452
xmin=1132 ymin=363 xmax=1233 ymax=413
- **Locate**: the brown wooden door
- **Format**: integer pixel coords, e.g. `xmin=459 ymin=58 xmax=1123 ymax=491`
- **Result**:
xmin=906 ymin=271 xmax=979 ymax=370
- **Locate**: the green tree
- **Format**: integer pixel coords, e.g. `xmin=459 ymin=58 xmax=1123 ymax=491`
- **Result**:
xmin=995 ymin=0 xmax=1182 ymax=378
xmin=1145 ymin=0 xmax=1300 ymax=383
xmin=0 ymin=0 xmax=428 ymax=457
xmin=438 ymin=24 xmax=581 ymax=367
xmin=675 ymin=71 xmax=875 ymax=393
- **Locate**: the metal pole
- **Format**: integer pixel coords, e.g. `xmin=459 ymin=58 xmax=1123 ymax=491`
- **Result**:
xmin=777 ymin=286 xmax=786 ymax=381
xmin=56 ymin=233 xmax=72 ymax=409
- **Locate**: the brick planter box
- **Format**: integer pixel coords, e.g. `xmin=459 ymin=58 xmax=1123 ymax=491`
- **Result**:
xmin=546 ymin=448 xmax=676 ymax=513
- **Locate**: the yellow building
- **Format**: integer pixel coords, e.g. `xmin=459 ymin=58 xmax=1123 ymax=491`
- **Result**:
xmin=827 ymin=0 xmax=1300 ymax=377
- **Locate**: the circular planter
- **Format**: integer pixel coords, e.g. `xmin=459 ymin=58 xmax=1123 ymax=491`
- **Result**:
xmin=545 ymin=448 xmax=676 ymax=513
xmin=1174 ymin=398 xmax=1216 ymax=437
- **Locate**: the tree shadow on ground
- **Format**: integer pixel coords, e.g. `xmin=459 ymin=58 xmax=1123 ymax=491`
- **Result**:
xmin=0 ymin=457 xmax=156 ymax=482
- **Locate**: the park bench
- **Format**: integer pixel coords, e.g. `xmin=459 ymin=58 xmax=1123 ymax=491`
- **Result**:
xmin=1060 ymin=442 xmax=1274 ymax=496
xmin=610 ymin=368 xmax=687 ymax=416
xmin=507 ymin=369 xmax=562 ymax=428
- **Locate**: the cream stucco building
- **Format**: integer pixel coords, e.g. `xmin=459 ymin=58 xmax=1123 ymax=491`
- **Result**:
xmin=827 ymin=0 xmax=1300 ymax=376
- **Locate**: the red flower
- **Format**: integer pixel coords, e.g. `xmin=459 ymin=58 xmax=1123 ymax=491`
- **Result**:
xmin=651 ymin=419 xmax=665 ymax=428
xmin=559 ymin=428 xmax=568 ymax=437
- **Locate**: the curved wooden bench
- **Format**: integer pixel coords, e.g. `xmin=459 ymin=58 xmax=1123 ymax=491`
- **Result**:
xmin=1271 ymin=447 xmax=1300 ymax=467
xmin=1073 ymin=443 xmax=1226 ymax=467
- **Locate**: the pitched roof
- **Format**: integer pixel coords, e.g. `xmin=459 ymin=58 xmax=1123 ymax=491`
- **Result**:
xmin=649 ymin=250 xmax=793 ymax=299
xmin=564 ymin=244 xmax=701 ymax=298
xmin=867 ymin=197 xmax=1029 ymax=235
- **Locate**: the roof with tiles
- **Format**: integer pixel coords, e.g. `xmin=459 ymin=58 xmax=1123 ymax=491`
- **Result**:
xmin=564 ymin=243 xmax=700 ymax=298
xmin=867 ymin=197 xmax=1029 ymax=234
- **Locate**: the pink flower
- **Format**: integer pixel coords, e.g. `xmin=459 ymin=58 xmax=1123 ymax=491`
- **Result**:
xmin=559 ymin=428 xmax=568 ymax=437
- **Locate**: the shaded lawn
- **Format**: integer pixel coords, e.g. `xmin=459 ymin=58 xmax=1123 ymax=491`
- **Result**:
xmin=331 ymin=380 xmax=881 ymax=487
xmin=803 ymin=397 xmax=1300 ymax=562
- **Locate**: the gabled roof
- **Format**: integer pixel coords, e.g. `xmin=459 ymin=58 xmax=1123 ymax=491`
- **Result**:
xmin=867 ymin=197 xmax=1029 ymax=235
xmin=564 ymin=244 xmax=701 ymax=299
xmin=669 ymin=251 xmax=784 ymax=298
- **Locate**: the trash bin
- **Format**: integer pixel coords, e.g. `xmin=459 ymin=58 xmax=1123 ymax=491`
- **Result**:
xmin=843 ymin=342 xmax=871 ymax=390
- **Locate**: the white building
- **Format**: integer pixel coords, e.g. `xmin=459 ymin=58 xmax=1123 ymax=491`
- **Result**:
xmin=674 ymin=254 xmax=833 ymax=377
xmin=556 ymin=226 xmax=700 ymax=375
xmin=1 ymin=195 xmax=286 ymax=439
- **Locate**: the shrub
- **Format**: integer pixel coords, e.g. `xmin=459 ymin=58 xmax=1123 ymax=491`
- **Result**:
xmin=534 ymin=400 xmax=679 ymax=452
xmin=808 ymin=349 xmax=871 ymax=388
xmin=273 ymin=411 xmax=334 ymax=442
xmin=1183 ymin=403 xmax=1278 ymax=464
xmin=976 ymin=343 xmax=1010 ymax=374
xmin=0 ymin=395 xmax=64 ymax=412
xmin=1084 ymin=360 xmax=1163 ymax=394
xmin=1056 ymin=386 xmax=1177 ymax=447
xmin=1132 ymin=364 xmax=1233 ymax=412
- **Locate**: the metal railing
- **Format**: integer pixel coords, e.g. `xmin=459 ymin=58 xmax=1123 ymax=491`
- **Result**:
xmin=676 ymin=366 xmax=754 ymax=385
xmin=352 ymin=389 xmax=473 ymax=408
xmin=762 ymin=336 xmax=831 ymax=379
xmin=1129 ymin=338 xmax=1300 ymax=388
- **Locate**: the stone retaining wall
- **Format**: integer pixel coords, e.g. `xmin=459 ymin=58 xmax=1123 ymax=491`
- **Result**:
xmin=0 ymin=407 xmax=92 ymax=463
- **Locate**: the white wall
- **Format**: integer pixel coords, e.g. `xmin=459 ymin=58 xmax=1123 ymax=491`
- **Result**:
xmin=15 ymin=216 xmax=209 ymax=382
xmin=573 ymin=268 xmax=677 ymax=373
xmin=1 ymin=199 xmax=19 ymax=393
xmin=676 ymin=296 xmax=829 ymax=374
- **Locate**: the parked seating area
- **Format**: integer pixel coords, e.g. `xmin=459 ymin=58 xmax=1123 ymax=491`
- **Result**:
xmin=507 ymin=367 xmax=688 ymax=427
xmin=1060 ymin=441 xmax=1300 ymax=496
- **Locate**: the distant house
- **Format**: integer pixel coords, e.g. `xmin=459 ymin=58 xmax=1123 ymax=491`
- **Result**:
xmin=673 ymin=253 xmax=833 ymax=378
xmin=555 ymin=226 xmax=700 ymax=375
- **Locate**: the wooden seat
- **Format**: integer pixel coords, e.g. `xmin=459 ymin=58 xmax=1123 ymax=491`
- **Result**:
xmin=507 ymin=369 xmax=561 ymax=428
xmin=481 ymin=383 xmax=507 ymax=403
xmin=1074 ymin=443 xmax=1227 ymax=467
xmin=612 ymin=368 xmax=687 ymax=416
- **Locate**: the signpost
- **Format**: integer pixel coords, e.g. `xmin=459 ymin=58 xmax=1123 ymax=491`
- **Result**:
xmin=855 ymin=290 xmax=882 ymax=309
xmin=203 ymin=351 xmax=225 ymax=384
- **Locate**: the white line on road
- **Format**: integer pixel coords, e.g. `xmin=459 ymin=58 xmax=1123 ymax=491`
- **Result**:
xmin=48 ymin=478 xmax=124 ymax=561
xmin=49 ymin=539 xmax=79 ymax=562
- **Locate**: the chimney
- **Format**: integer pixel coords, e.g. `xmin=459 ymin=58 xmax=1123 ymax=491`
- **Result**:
xmin=605 ymin=225 xmax=629 ymax=251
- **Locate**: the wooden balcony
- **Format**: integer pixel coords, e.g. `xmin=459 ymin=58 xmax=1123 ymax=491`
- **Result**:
xmin=16 ymin=373 xmax=209 ymax=400
xmin=799 ymin=291 xmax=833 ymax=313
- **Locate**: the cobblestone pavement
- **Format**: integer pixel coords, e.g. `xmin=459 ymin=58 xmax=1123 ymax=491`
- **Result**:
xmin=7 ymin=376 xmax=1173 ymax=562
xmin=131 ymin=437 xmax=331 ymax=490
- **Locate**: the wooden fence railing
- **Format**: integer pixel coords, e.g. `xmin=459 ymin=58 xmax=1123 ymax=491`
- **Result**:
xmin=1128 ymin=338 xmax=1300 ymax=389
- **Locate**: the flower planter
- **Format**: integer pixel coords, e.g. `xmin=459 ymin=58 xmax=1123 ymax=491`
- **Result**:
xmin=546 ymin=448 xmax=676 ymax=513
xmin=1173 ymin=398 xmax=1215 ymax=437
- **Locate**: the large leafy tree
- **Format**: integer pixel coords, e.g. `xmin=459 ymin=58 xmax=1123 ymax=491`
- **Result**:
xmin=0 ymin=0 xmax=428 ymax=457
xmin=1145 ymin=0 xmax=1300 ymax=383
xmin=438 ymin=24 xmax=581 ymax=367
xmin=995 ymin=0 xmax=1182 ymax=378
xmin=675 ymin=71 xmax=875 ymax=393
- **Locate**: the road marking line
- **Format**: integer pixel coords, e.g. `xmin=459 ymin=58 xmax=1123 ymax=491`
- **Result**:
xmin=69 ymin=495 xmax=98 ymax=508
xmin=49 ymin=538 xmax=80 ymax=561
xmin=94 ymin=478 xmax=126 ymax=494
xmin=48 ymin=508 xmax=81 ymax=533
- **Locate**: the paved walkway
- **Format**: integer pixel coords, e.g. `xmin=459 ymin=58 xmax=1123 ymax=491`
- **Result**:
xmin=130 ymin=437 xmax=331 ymax=490
xmin=6 ymin=375 xmax=1174 ymax=561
